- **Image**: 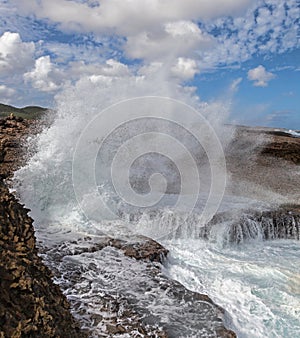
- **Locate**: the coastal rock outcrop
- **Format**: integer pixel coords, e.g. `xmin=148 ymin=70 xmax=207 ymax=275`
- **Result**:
xmin=0 ymin=115 xmax=86 ymax=337
xmin=201 ymin=207 xmax=300 ymax=244
xmin=0 ymin=180 xmax=86 ymax=337
xmin=260 ymin=130 xmax=300 ymax=164
xmin=6 ymin=115 xmax=299 ymax=337
xmin=0 ymin=115 xmax=237 ymax=337
xmin=226 ymin=125 xmax=300 ymax=202
xmin=0 ymin=115 xmax=30 ymax=180
xmin=40 ymin=234 xmax=236 ymax=337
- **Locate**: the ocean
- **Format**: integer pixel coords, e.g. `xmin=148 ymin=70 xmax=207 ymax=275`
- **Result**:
xmin=12 ymin=88 xmax=300 ymax=337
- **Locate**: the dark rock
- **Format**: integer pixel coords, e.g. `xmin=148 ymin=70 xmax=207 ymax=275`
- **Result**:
xmin=0 ymin=181 xmax=87 ymax=338
xmin=0 ymin=115 xmax=31 ymax=179
xmin=0 ymin=115 xmax=86 ymax=337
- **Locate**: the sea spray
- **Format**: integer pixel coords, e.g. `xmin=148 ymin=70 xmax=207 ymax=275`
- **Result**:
xmin=13 ymin=74 xmax=231 ymax=238
xmin=12 ymin=70 xmax=300 ymax=338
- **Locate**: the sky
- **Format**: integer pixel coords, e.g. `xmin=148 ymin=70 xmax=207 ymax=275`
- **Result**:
xmin=0 ymin=0 xmax=299 ymax=129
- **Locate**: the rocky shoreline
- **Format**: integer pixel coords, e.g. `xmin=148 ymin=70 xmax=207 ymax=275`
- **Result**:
xmin=0 ymin=115 xmax=86 ymax=337
xmin=0 ymin=116 xmax=236 ymax=337
xmin=1 ymin=115 xmax=299 ymax=337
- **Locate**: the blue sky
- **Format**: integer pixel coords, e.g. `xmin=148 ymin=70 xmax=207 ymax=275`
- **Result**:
xmin=0 ymin=0 xmax=299 ymax=129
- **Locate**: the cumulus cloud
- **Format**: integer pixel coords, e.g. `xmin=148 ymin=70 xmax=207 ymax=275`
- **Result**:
xmin=6 ymin=0 xmax=300 ymax=73
xmin=24 ymin=56 xmax=131 ymax=92
xmin=124 ymin=21 xmax=213 ymax=61
xmin=11 ymin=0 xmax=252 ymax=65
xmin=1 ymin=0 xmax=299 ymax=107
xmin=0 ymin=31 xmax=35 ymax=75
xmin=24 ymin=55 xmax=63 ymax=92
xmin=247 ymin=65 xmax=276 ymax=87
xmin=171 ymin=58 xmax=198 ymax=80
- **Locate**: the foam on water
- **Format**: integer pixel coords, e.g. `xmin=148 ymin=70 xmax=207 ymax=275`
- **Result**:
xmin=163 ymin=238 xmax=300 ymax=338
xmin=288 ymin=130 xmax=300 ymax=138
xmin=30 ymin=201 xmax=300 ymax=337
xmin=12 ymin=75 xmax=300 ymax=337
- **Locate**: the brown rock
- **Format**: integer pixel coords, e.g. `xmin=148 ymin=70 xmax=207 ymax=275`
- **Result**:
xmin=0 ymin=116 xmax=87 ymax=338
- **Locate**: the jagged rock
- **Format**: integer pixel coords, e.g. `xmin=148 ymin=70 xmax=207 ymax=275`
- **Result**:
xmin=0 ymin=115 xmax=86 ymax=338
xmin=109 ymin=236 xmax=169 ymax=262
xmin=0 ymin=181 xmax=86 ymax=338
xmin=0 ymin=115 xmax=30 ymax=179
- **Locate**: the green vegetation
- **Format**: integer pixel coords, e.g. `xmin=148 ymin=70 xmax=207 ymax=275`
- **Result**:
xmin=0 ymin=103 xmax=48 ymax=120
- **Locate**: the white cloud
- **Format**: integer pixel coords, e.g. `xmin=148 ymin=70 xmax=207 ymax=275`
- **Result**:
xmin=67 ymin=59 xmax=130 ymax=79
xmin=0 ymin=84 xmax=16 ymax=97
xmin=23 ymin=56 xmax=131 ymax=92
xmin=24 ymin=55 xmax=63 ymax=92
xmin=1 ymin=0 xmax=299 ymax=107
xmin=100 ymin=59 xmax=130 ymax=76
xmin=230 ymin=77 xmax=243 ymax=92
xmin=125 ymin=21 xmax=213 ymax=61
xmin=7 ymin=0 xmax=299 ymax=73
xmin=171 ymin=58 xmax=198 ymax=80
xmin=0 ymin=31 xmax=35 ymax=75
xmin=12 ymin=0 xmax=252 ymax=65
xmin=14 ymin=0 xmax=252 ymax=35
xmin=201 ymin=0 xmax=300 ymax=69
xmin=247 ymin=65 xmax=275 ymax=87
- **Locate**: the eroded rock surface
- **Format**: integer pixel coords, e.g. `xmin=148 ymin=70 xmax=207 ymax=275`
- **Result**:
xmin=40 ymin=234 xmax=236 ymax=338
xmin=0 ymin=181 xmax=86 ymax=337
xmin=0 ymin=115 xmax=30 ymax=179
xmin=0 ymin=115 xmax=86 ymax=337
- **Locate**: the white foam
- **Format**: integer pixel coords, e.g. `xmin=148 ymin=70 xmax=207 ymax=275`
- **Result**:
xmin=288 ymin=130 xmax=300 ymax=138
xmin=163 ymin=238 xmax=300 ymax=338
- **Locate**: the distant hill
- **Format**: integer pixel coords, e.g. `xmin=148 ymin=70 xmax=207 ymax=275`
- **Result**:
xmin=0 ymin=103 xmax=48 ymax=119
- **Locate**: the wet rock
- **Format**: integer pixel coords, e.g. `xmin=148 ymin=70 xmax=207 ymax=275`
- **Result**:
xmin=0 ymin=115 xmax=86 ymax=337
xmin=0 ymin=181 xmax=86 ymax=337
xmin=203 ymin=207 xmax=300 ymax=244
xmin=0 ymin=114 xmax=236 ymax=337
xmin=41 ymin=235 xmax=236 ymax=337
xmin=110 ymin=236 xmax=169 ymax=262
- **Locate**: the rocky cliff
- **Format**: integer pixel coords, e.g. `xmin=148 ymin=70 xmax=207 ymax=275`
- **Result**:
xmin=0 ymin=115 xmax=86 ymax=337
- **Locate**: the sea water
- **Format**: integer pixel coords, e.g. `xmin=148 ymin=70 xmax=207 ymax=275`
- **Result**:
xmin=12 ymin=80 xmax=300 ymax=337
xmin=162 ymin=237 xmax=300 ymax=338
